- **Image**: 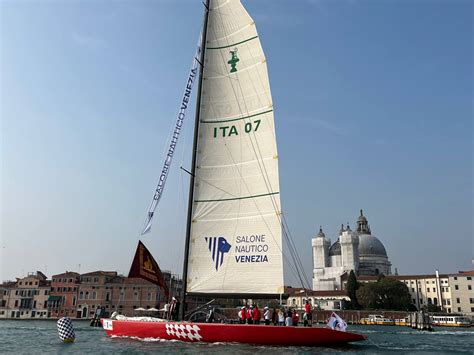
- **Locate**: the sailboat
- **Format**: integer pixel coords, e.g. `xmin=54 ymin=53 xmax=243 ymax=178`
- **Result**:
xmin=102 ymin=0 xmax=366 ymax=346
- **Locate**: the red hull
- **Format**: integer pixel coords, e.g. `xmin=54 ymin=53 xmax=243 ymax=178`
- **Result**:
xmin=102 ymin=319 xmax=367 ymax=346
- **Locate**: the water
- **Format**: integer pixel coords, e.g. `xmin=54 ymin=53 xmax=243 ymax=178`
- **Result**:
xmin=1 ymin=320 xmax=473 ymax=354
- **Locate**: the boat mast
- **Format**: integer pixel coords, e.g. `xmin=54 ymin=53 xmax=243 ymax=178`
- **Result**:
xmin=180 ymin=0 xmax=210 ymax=321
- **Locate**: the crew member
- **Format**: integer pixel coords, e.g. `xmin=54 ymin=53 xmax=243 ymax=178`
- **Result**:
xmin=238 ymin=306 xmax=246 ymax=324
xmin=252 ymin=305 xmax=261 ymax=325
xmin=304 ymin=300 xmax=312 ymax=327
xmin=247 ymin=305 xmax=254 ymax=324
xmin=263 ymin=306 xmax=271 ymax=325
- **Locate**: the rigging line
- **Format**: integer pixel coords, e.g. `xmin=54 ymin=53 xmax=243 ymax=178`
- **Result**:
xmin=283 ymin=216 xmax=312 ymax=288
xmin=211 ymin=8 xmax=311 ymax=290
xmin=217 ymin=11 xmax=311 ymax=290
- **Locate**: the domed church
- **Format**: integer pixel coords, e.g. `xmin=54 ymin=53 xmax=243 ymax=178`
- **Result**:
xmin=312 ymin=210 xmax=392 ymax=291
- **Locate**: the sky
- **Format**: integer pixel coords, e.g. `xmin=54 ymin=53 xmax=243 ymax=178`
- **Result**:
xmin=1 ymin=0 xmax=472 ymax=286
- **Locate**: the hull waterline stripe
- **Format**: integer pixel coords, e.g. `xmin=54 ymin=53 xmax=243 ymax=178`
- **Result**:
xmin=201 ymin=109 xmax=273 ymax=124
xmin=195 ymin=191 xmax=279 ymax=203
xmin=207 ymin=36 xmax=258 ymax=50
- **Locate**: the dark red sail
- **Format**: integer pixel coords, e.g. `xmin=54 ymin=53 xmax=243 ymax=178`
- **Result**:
xmin=128 ymin=240 xmax=169 ymax=298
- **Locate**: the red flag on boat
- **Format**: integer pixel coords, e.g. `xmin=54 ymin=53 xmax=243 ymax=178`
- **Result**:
xmin=128 ymin=240 xmax=169 ymax=298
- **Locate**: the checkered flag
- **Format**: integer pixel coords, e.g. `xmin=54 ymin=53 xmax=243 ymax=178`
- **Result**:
xmin=57 ymin=317 xmax=75 ymax=343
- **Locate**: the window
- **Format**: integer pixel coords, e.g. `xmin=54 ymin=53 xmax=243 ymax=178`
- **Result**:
xmin=15 ymin=300 xmax=18 ymax=307
xmin=454 ymin=277 xmax=457 ymax=280
xmin=468 ymin=277 xmax=472 ymax=281
xmin=455 ymin=285 xmax=459 ymax=290
xmin=469 ymin=285 xmax=472 ymax=290
xmin=457 ymin=298 xmax=460 ymax=303
xmin=413 ymin=299 xmax=416 ymax=304
xmin=134 ymin=292 xmax=139 ymax=301
xmin=411 ymin=288 xmax=415 ymax=292
xmin=471 ymin=308 xmax=474 ymax=312
xmin=470 ymin=298 xmax=474 ymax=304
xmin=446 ymin=299 xmax=451 ymax=305
xmin=458 ymin=307 xmax=461 ymax=312
xmin=92 ymin=291 xmax=96 ymax=299
xmin=79 ymin=291 xmax=83 ymax=299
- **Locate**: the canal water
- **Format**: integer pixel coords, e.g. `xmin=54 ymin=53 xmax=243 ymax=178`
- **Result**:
xmin=1 ymin=320 xmax=473 ymax=354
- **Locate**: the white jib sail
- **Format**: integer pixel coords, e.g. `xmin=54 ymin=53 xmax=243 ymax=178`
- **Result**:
xmin=186 ymin=0 xmax=284 ymax=295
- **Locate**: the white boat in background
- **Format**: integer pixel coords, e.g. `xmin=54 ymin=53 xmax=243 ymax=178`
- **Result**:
xmin=360 ymin=314 xmax=395 ymax=325
xmin=430 ymin=315 xmax=471 ymax=327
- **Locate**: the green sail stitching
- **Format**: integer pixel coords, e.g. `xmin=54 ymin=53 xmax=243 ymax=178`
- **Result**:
xmin=207 ymin=36 xmax=259 ymax=50
xmin=201 ymin=109 xmax=273 ymax=124
xmin=195 ymin=191 xmax=279 ymax=203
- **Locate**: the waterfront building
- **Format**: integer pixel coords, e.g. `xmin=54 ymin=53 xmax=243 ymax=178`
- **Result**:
xmin=76 ymin=271 xmax=174 ymax=318
xmin=312 ymin=210 xmax=392 ymax=290
xmin=0 ymin=270 xmax=183 ymax=319
xmin=0 ymin=281 xmax=16 ymax=319
xmin=354 ymin=270 xmax=474 ymax=318
xmin=449 ymin=270 xmax=474 ymax=316
xmin=285 ymin=287 xmax=349 ymax=311
xmin=4 ymin=272 xmax=51 ymax=319
xmin=48 ymin=272 xmax=80 ymax=318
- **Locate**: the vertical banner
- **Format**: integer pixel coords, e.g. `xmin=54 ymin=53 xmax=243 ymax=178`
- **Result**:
xmin=141 ymin=35 xmax=202 ymax=235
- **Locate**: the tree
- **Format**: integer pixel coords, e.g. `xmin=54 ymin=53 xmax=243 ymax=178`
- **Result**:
xmin=356 ymin=277 xmax=414 ymax=311
xmin=346 ymin=270 xmax=360 ymax=309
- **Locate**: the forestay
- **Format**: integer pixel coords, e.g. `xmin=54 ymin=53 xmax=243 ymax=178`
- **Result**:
xmin=186 ymin=0 xmax=283 ymax=295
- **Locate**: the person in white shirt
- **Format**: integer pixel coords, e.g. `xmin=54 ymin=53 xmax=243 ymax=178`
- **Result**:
xmin=263 ymin=306 xmax=271 ymax=325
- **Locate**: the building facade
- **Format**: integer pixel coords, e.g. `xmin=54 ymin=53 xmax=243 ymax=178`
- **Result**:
xmin=49 ymin=272 xmax=80 ymax=318
xmin=312 ymin=210 xmax=392 ymax=291
xmin=0 ymin=270 xmax=182 ymax=319
xmin=2 ymin=272 xmax=51 ymax=319
xmin=354 ymin=270 xmax=474 ymax=318
xmin=285 ymin=287 xmax=350 ymax=311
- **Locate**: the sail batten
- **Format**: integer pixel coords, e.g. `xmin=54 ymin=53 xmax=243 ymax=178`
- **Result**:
xmin=186 ymin=0 xmax=284 ymax=295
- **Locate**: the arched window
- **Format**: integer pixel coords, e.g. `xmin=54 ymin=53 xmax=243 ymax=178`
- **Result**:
xmin=428 ymin=298 xmax=432 ymax=304
xmin=433 ymin=297 xmax=438 ymax=305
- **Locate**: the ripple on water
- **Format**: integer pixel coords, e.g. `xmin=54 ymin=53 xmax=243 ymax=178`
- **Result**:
xmin=1 ymin=321 xmax=473 ymax=354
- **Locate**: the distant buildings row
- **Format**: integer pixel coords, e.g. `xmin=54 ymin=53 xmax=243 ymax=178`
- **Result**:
xmin=0 ymin=270 xmax=182 ymax=319
xmin=287 ymin=270 xmax=474 ymax=319
xmin=2 ymin=268 xmax=473 ymax=320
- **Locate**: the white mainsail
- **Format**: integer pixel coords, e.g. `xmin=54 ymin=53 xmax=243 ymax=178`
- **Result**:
xmin=186 ymin=0 xmax=283 ymax=295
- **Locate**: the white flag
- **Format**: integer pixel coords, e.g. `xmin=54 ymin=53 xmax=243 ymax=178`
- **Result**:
xmin=327 ymin=312 xmax=347 ymax=331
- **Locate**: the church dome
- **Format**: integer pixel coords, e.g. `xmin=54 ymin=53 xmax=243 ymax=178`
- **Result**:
xmin=328 ymin=240 xmax=341 ymax=256
xmin=357 ymin=234 xmax=387 ymax=257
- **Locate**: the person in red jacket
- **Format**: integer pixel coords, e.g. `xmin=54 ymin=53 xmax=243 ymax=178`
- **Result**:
xmin=252 ymin=305 xmax=261 ymax=325
xmin=246 ymin=305 xmax=253 ymax=324
xmin=304 ymin=300 xmax=312 ymax=327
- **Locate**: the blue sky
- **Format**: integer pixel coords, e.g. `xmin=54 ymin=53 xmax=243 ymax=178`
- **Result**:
xmin=1 ymin=0 xmax=472 ymax=285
